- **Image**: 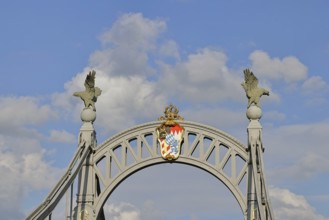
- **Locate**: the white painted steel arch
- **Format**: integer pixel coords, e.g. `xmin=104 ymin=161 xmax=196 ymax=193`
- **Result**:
xmin=92 ymin=121 xmax=249 ymax=218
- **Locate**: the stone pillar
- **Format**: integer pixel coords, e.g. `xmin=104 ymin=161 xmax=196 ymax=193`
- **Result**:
xmin=246 ymin=105 xmax=263 ymax=220
xmin=73 ymin=107 xmax=97 ymax=220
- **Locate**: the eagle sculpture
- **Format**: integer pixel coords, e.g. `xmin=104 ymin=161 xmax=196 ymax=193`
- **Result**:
xmin=241 ymin=69 xmax=269 ymax=107
xmin=73 ymin=70 xmax=102 ymax=111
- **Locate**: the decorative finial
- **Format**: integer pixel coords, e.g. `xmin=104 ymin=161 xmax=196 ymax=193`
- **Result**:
xmin=73 ymin=70 xmax=102 ymax=111
xmin=241 ymin=69 xmax=269 ymax=108
xmin=158 ymin=103 xmax=184 ymax=126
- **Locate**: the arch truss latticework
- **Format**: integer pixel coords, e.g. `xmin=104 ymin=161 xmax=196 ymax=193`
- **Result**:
xmin=92 ymin=121 xmax=249 ymax=217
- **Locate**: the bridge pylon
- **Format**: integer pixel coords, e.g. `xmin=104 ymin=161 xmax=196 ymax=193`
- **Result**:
xmin=245 ymin=105 xmax=274 ymax=220
xmin=72 ymin=107 xmax=99 ymax=220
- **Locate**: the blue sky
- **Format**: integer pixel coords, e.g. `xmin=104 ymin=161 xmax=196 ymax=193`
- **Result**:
xmin=1 ymin=1 xmax=329 ymax=219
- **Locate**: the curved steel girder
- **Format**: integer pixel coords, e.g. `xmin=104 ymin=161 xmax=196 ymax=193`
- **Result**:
xmin=93 ymin=157 xmax=247 ymax=217
xmin=95 ymin=121 xmax=247 ymax=158
xmin=92 ymin=121 xmax=248 ymax=217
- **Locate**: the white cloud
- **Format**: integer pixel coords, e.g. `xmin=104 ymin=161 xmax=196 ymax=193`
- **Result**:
xmin=157 ymin=48 xmax=282 ymax=107
xmin=49 ymin=14 xmax=167 ymax=134
xmin=51 ymin=13 xmax=172 ymax=133
xmin=263 ymin=120 xmax=329 ymax=183
xmin=53 ymin=14 xmax=289 ymax=135
xmin=89 ymin=47 xmax=156 ymax=77
xmin=104 ymin=200 xmax=168 ymax=220
xmin=0 ymin=95 xmax=64 ymax=219
xmin=302 ymin=76 xmax=328 ymax=96
xmin=90 ymin=13 xmax=166 ymax=77
xmin=159 ymin=48 xmax=244 ymax=103
xmin=0 ymin=134 xmax=42 ymax=155
xmin=100 ymin=13 xmax=166 ymax=50
xmin=302 ymin=76 xmax=327 ymax=91
xmin=49 ymin=129 xmax=75 ymax=143
xmin=0 ymin=96 xmax=57 ymax=136
xmin=248 ymin=52 xmax=328 ymax=106
xmin=249 ymin=50 xmax=308 ymax=82
xmin=0 ymin=148 xmax=61 ymax=220
xmin=301 ymin=76 xmax=328 ymax=105
xmin=96 ymin=73 xmax=167 ymax=132
xmin=54 ymin=69 xmax=167 ymax=133
xmin=270 ymin=153 xmax=329 ymax=181
xmin=270 ymin=187 xmax=329 ymax=220
xmin=21 ymin=152 xmax=61 ymax=189
xmin=0 ymin=96 xmax=56 ymax=125
xmin=104 ymin=202 xmax=141 ymax=220
xmin=159 ymin=40 xmax=181 ymax=60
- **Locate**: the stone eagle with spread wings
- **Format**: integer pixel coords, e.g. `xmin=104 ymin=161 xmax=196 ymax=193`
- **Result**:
xmin=73 ymin=70 xmax=102 ymax=111
xmin=241 ymin=69 xmax=269 ymax=107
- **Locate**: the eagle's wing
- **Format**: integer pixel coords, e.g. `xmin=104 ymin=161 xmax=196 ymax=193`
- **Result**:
xmin=95 ymin=87 xmax=102 ymax=97
xmin=84 ymin=70 xmax=96 ymax=89
xmin=243 ymin=69 xmax=258 ymax=90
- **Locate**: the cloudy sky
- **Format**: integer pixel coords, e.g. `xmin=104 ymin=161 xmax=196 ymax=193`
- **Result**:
xmin=1 ymin=1 xmax=329 ymax=219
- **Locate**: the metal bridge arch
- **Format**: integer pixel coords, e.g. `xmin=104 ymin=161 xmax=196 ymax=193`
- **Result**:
xmin=26 ymin=71 xmax=275 ymax=220
xmin=92 ymin=121 xmax=249 ymax=218
xmin=26 ymin=115 xmax=274 ymax=220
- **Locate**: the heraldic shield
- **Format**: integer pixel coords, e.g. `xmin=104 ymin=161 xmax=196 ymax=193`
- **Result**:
xmin=156 ymin=104 xmax=184 ymax=160
xmin=156 ymin=123 xmax=184 ymax=160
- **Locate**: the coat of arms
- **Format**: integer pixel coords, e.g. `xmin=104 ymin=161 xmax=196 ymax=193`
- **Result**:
xmin=156 ymin=104 xmax=184 ymax=160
